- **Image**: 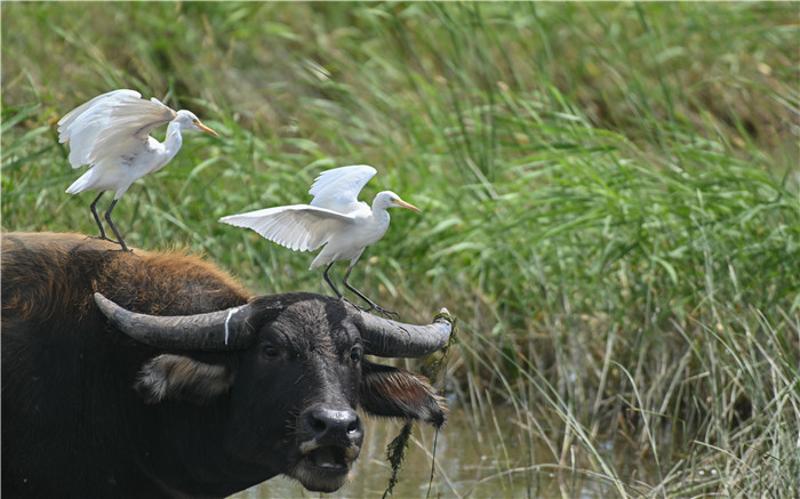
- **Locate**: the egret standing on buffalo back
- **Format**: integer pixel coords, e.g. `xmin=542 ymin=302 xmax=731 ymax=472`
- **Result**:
xmin=59 ymin=89 xmax=219 ymax=251
xmin=220 ymin=165 xmax=420 ymax=316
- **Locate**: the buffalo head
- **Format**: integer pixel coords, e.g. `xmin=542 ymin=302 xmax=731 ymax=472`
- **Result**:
xmin=94 ymin=291 xmax=451 ymax=493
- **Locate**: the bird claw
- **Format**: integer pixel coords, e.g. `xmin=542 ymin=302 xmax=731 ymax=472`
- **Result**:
xmin=87 ymin=235 xmax=130 ymax=252
xmin=372 ymin=305 xmax=399 ymax=319
xmin=340 ymin=297 xmax=398 ymax=318
xmin=341 ymin=297 xmax=360 ymax=308
xmin=88 ymin=235 xmax=121 ymax=245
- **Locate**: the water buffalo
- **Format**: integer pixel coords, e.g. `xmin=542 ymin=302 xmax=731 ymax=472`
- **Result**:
xmin=1 ymin=232 xmax=452 ymax=498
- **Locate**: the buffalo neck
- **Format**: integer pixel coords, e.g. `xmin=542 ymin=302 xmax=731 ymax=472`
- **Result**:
xmin=142 ymin=392 xmax=282 ymax=497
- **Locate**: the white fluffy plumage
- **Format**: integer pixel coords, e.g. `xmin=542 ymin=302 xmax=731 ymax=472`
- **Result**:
xmin=59 ymin=89 xmax=218 ymax=250
xmin=58 ymin=89 xmax=176 ymax=172
xmin=220 ymin=165 xmax=420 ymax=313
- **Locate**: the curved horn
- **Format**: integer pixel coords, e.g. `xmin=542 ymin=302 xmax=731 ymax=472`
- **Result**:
xmin=355 ymin=307 xmax=454 ymax=358
xmin=94 ymin=293 xmax=254 ymax=351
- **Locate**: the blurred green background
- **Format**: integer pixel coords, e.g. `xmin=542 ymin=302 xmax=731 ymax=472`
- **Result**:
xmin=3 ymin=2 xmax=798 ymax=497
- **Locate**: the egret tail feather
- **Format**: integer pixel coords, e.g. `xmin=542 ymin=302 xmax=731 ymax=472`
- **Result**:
xmin=66 ymin=174 xmax=92 ymax=195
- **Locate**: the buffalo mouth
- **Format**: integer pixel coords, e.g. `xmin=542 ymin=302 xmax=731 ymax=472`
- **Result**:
xmin=305 ymin=445 xmax=350 ymax=472
xmin=290 ymin=443 xmax=359 ymax=492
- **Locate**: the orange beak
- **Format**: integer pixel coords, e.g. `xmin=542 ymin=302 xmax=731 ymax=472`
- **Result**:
xmin=196 ymin=120 xmax=219 ymax=137
xmin=395 ymin=198 xmax=421 ymax=213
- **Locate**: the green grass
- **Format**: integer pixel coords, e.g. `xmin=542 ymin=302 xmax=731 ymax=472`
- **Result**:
xmin=3 ymin=3 xmax=799 ymax=497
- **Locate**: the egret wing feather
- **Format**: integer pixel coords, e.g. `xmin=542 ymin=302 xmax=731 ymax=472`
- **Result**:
xmin=57 ymin=89 xmax=140 ymax=137
xmin=219 ymin=205 xmax=355 ymax=252
xmin=309 ymin=165 xmax=377 ymax=213
xmin=58 ymin=89 xmax=176 ymax=169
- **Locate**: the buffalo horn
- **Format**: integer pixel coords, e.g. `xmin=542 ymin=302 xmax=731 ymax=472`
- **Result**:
xmin=94 ymin=293 xmax=254 ymax=351
xmin=355 ymin=307 xmax=454 ymax=358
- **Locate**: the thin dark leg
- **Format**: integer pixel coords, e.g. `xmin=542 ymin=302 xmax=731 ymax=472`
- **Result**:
xmin=323 ymin=262 xmax=342 ymax=298
xmin=89 ymin=192 xmax=107 ymax=239
xmin=88 ymin=192 xmax=119 ymax=244
xmin=104 ymin=199 xmax=129 ymax=251
xmin=343 ymin=264 xmax=397 ymax=318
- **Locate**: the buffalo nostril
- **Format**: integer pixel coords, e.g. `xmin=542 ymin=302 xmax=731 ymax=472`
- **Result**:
xmin=304 ymin=407 xmax=361 ymax=442
xmin=310 ymin=417 xmax=327 ymax=434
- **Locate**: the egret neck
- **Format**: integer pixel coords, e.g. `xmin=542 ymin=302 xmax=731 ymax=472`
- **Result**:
xmin=370 ymin=196 xmax=392 ymax=231
xmin=162 ymin=119 xmax=185 ymax=165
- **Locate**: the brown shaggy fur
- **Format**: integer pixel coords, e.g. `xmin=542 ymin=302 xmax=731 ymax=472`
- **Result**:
xmin=1 ymin=232 xmax=251 ymax=322
xmin=360 ymin=363 xmax=447 ymax=427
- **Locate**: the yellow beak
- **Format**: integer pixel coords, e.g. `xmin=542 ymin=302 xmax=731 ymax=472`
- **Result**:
xmin=196 ymin=120 xmax=219 ymax=137
xmin=395 ymin=198 xmax=421 ymax=213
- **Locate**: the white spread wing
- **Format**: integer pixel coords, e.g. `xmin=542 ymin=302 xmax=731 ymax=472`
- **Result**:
xmin=58 ymin=89 xmax=176 ymax=169
xmin=309 ymin=165 xmax=377 ymax=213
xmin=219 ymin=205 xmax=355 ymax=252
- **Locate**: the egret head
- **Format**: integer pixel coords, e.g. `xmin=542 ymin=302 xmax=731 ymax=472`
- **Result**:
xmin=373 ymin=191 xmax=421 ymax=213
xmin=175 ymin=109 xmax=219 ymax=137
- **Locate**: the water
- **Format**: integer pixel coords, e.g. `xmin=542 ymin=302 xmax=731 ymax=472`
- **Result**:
xmin=230 ymin=406 xmax=631 ymax=498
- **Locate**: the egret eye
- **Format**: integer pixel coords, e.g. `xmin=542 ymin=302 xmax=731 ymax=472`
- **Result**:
xmin=192 ymin=119 xmax=199 ymax=124
xmin=350 ymin=345 xmax=363 ymax=363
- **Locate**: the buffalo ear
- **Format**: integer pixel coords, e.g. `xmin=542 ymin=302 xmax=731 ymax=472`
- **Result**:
xmin=135 ymin=354 xmax=233 ymax=405
xmin=360 ymin=360 xmax=447 ymax=427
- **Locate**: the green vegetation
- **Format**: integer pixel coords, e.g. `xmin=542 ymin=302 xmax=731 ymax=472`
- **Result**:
xmin=3 ymin=2 xmax=798 ymax=497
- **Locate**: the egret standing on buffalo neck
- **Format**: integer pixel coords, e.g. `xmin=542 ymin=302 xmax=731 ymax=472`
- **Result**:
xmin=59 ymin=89 xmax=219 ymax=251
xmin=220 ymin=165 xmax=420 ymax=316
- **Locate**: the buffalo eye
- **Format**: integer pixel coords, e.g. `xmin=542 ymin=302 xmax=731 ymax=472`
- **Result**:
xmin=350 ymin=345 xmax=363 ymax=363
xmin=261 ymin=344 xmax=281 ymax=359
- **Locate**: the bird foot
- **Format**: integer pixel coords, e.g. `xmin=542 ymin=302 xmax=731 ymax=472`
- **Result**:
xmin=371 ymin=305 xmax=399 ymax=319
xmin=88 ymin=235 xmax=121 ymax=245
xmin=88 ymin=234 xmax=130 ymax=251
xmin=341 ymin=297 xmax=361 ymax=309
xmin=339 ymin=297 xmax=397 ymax=318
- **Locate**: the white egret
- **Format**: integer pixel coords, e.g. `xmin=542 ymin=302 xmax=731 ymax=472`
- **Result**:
xmin=58 ymin=89 xmax=219 ymax=251
xmin=219 ymin=165 xmax=420 ymax=315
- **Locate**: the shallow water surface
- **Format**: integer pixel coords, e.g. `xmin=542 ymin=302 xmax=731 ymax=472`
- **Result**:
xmin=230 ymin=406 xmax=627 ymax=498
